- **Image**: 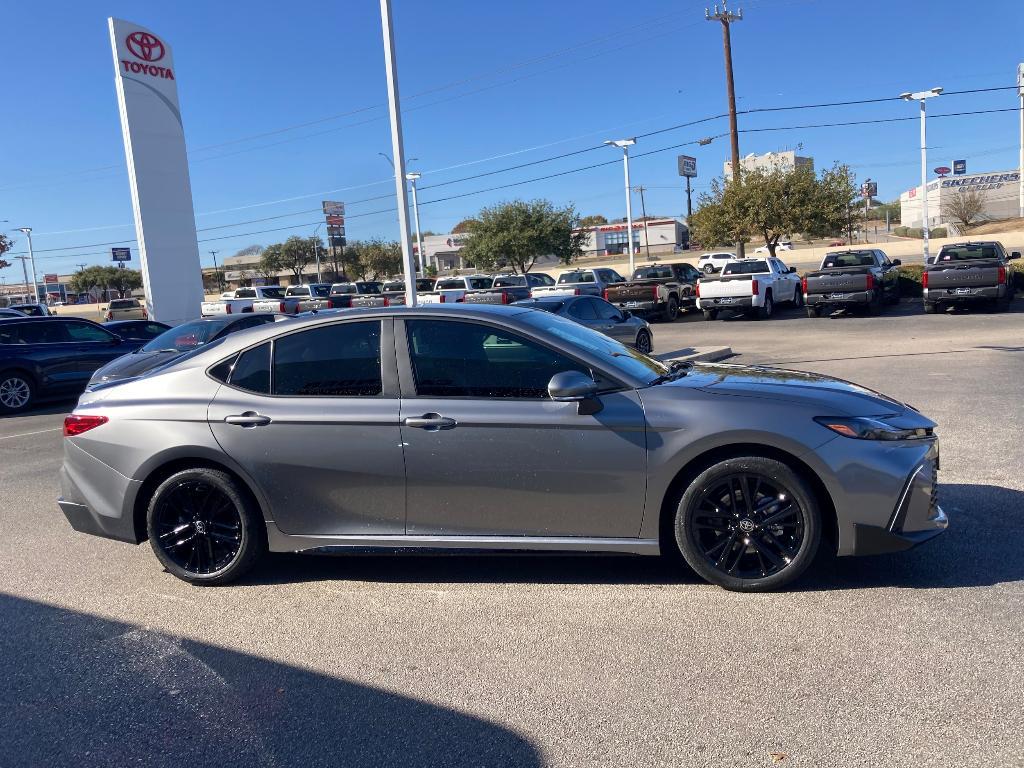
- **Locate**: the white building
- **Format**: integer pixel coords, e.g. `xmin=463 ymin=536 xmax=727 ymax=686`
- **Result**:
xmin=724 ymin=150 xmax=814 ymax=180
xmin=576 ymin=218 xmax=688 ymax=258
xmin=900 ymin=170 xmax=1021 ymax=231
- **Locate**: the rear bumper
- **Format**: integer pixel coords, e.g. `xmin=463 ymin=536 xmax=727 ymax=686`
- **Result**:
xmin=924 ymin=286 xmax=1007 ymax=302
xmin=697 ymin=296 xmax=754 ymax=310
xmin=58 ymin=496 xmax=139 ymax=544
xmin=806 ymin=290 xmax=872 ymax=307
xmin=58 ymin=441 xmax=143 ymax=545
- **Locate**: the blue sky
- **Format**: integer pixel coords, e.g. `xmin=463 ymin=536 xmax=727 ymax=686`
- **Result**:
xmin=2 ymin=0 xmax=1022 ymax=275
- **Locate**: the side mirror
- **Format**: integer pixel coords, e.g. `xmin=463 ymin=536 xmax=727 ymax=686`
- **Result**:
xmin=1011 ymin=252 xmax=1021 ymax=260
xmin=788 ymin=266 xmax=797 ymax=274
xmin=892 ymin=259 xmax=902 ymax=266
xmin=548 ymin=371 xmax=602 ymax=415
xmin=620 ymin=310 xmax=632 ymax=320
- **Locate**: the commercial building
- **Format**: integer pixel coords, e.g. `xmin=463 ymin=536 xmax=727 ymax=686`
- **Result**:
xmin=724 ymin=150 xmax=814 ymax=180
xmin=900 ymin=169 xmax=1021 ymax=232
xmin=576 ymin=218 xmax=688 ymax=258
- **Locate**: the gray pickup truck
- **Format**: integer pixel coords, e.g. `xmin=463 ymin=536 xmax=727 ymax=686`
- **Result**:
xmin=803 ymin=249 xmax=901 ymax=317
xmin=923 ymin=241 xmax=1020 ymax=313
xmin=461 ymin=273 xmax=556 ymax=305
xmin=530 ymin=268 xmax=626 ymax=299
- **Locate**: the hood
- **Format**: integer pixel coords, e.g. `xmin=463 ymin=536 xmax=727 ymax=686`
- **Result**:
xmin=678 ymin=362 xmax=913 ymax=417
xmin=89 ymin=349 xmax=182 ymax=386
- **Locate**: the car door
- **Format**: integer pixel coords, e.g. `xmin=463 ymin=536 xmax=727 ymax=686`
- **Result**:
xmin=396 ymin=317 xmax=648 ymax=538
xmin=4 ymin=321 xmax=81 ymax=394
xmin=62 ymin=320 xmax=136 ymax=381
xmin=590 ymin=298 xmax=636 ymax=345
xmin=875 ymin=251 xmax=898 ymax=298
xmin=772 ymin=259 xmax=798 ymax=301
xmin=207 ymin=318 xmax=406 ymax=535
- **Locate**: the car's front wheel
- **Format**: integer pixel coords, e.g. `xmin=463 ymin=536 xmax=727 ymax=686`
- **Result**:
xmin=147 ymin=468 xmax=266 ymax=586
xmin=635 ymin=329 xmax=653 ymax=354
xmin=673 ymin=456 xmax=821 ymax=591
xmin=0 ymin=371 xmax=35 ymax=414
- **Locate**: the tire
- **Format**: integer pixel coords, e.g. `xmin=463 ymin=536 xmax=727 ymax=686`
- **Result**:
xmin=924 ymin=301 xmax=938 ymax=314
xmin=702 ymin=309 xmax=718 ymax=321
xmin=147 ymin=468 xmax=266 ymax=586
xmin=0 ymin=371 xmax=35 ymax=414
xmin=635 ymin=329 xmax=653 ymax=355
xmin=755 ymin=292 xmax=774 ymax=320
xmin=806 ymin=306 xmax=820 ymax=318
xmin=993 ymin=297 xmax=1010 ymax=313
xmin=673 ymin=456 xmax=821 ymax=592
xmin=888 ymin=283 xmax=901 ymax=305
xmin=867 ymin=291 xmax=883 ymax=316
xmin=703 ymin=264 xmax=716 ymax=274
xmin=661 ymin=296 xmax=680 ymax=323
xmin=792 ymin=287 xmax=804 ymax=308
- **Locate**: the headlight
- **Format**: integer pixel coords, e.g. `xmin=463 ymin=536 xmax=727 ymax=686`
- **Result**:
xmin=814 ymin=416 xmax=933 ymax=441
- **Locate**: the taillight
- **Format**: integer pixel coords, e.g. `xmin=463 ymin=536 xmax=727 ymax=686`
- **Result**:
xmin=922 ymin=271 xmax=929 ymax=288
xmin=64 ymin=414 xmax=108 ymax=437
xmin=501 ymin=291 xmax=512 ymax=305
xmin=142 ymin=309 xmax=148 ymax=319
xmin=439 ymin=295 xmax=446 ymax=303
xmin=528 ymin=290 xmax=535 ymax=298
xmin=225 ymin=304 xmax=232 ymax=314
xmin=997 ymin=266 xmax=1007 ymax=285
xmin=865 ymin=273 xmax=875 ymax=291
xmin=574 ymin=288 xmax=581 ymax=296
xmin=326 ymin=299 xmax=334 ymax=309
xmin=602 ymin=289 xmax=609 ymax=300
xmin=105 ymin=312 xmax=112 ymax=321
xmin=695 ymin=282 xmax=700 ymax=297
xmin=651 ymin=285 xmax=659 ymax=298
xmin=279 ymin=302 xmax=286 ymax=312
xmin=383 ymin=297 xmax=391 ymax=307
xmin=751 ymin=280 xmax=759 ymax=296
xmin=801 ymin=277 xmax=808 ymax=294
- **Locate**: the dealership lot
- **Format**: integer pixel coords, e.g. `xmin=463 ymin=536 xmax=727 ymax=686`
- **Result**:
xmin=2 ymin=303 xmax=1023 ymax=767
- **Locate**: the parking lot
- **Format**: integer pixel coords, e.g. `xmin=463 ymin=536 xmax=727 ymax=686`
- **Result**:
xmin=2 ymin=301 xmax=1023 ymax=767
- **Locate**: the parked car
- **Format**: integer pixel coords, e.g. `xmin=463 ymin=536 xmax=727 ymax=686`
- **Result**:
xmin=461 ymin=273 xmax=555 ymax=305
xmin=829 ymin=240 xmax=846 ymax=247
xmin=0 ymin=317 xmax=142 ymax=413
xmin=201 ymin=286 xmax=286 ymax=317
xmin=328 ymin=281 xmax=384 ymax=308
xmin=803 ymin=249 xmax=901 ymax=317
xmin=58 ymin=304 xmax=946 ymax=591
xmin=249 ymin=283 xmax=333 ymax=314
xmin=420 ymin=275 xmax=495 ymax=304
xmin=513 ymin=295 xmax=653 ymax=353
xmin=923 ymin=241 xmax=1020 ymax=313
xmin=8 ymin=303 xmax=51 ymax=317
xmin=603 ymin=262 xmax=701 ymax=322
xmin=104 ymin=298 xmax=147 ymax=322
xmin=103 ymin=320 xmax=172 ymax=342
xmin=0 ymin=308 xmax=28 ymax=319
xmin=697 ymin=257 xmax=803 ymax=320
xmin=754 ymin=240 xmax=793 ymax=254
xmin=355 ymin=278 xmax=436 ymax=308
xmin=530 ymin=268 xmax=626 ymax=298
xmin=88 ymin=314 xmax=288 ymax=389
xmin=697 ymin=252 xmax=738 ymax=274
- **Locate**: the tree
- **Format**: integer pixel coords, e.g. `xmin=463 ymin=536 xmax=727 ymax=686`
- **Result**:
xmin=451 ymin=219 xmax=479 ymax=234
xmin=458 ymin=199 xmax=586 ymax=274
xmin=578 ymin=214 xmax=608 ymax=228
xmin=941 ymin=188 xmax=987 ymax=232
xmin=361 ymin=239 xmax=403 ymax=279
xmin=67 ymin=265 xmax=142 ymax=299
xmin=107 ymin=267 xmax=143 ymax=297
xmin=232 ymin=244 xmax=263 ymax=261
xmin=256 ymin=247 xmax=283 ymax=283
xmin=690 ymin=163 xmax=857 ymax=257
xmin=0 ymin=233 xmax=13 ymax=273
xmin=343 ymin=241 xmax=370 ymax=280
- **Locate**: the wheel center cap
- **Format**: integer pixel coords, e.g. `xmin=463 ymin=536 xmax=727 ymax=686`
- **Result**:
xmin=738 ymin=519 xmax=756 ymax=533
xmin=194 ymin=520 xmax=207 ymax=534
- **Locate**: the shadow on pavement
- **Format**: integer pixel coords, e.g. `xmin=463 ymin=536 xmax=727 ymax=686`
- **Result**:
xmin=0 ymin=400 xmax=74 ymax=420
xmin=0 ymin=593 xmax=541 ymax=767
xmin=805 ymin=483 xmax=1024 ymax=591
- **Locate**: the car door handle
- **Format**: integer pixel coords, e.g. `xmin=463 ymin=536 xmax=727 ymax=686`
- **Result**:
xmin=403 ymin=413 xmax=457 ymax=430
xmin=224 ymin=412 xmax=272 ymax=427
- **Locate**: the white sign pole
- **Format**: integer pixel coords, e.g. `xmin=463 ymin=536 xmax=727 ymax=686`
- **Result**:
xmin=379 ymin=0 xmax=418 ymax=305
xmin=108 ymin=18 xmax=203 ymax=324
xmin=1018 ymin=63 xmax=1023 ymax=219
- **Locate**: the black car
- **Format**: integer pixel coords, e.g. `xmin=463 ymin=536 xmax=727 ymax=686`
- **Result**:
xmin=0 ymin=317 xmax=142 ymax=413
xmin=88 ymin=313 xmax=290 ymax=389
xmin=103 ymin=320 xmax=172 ymax=342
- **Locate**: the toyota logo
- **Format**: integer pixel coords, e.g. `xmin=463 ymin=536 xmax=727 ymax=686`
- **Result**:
xmin=126 ymin=31 xmax=165 ymax=62
xmin=738 ymin=519 xmax=756 ymax=533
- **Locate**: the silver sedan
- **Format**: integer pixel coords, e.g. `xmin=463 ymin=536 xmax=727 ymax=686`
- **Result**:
xmin=58 ymin=305 xmax=946 ymax=591
xmin=513 ymin=295 xmax=653 ymax=353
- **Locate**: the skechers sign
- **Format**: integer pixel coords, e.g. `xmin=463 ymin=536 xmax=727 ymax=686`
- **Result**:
xmin=940 ymin=172 xmax=1019 ymax=192
xmin=119 ymin=31 xmax=175 ymax=79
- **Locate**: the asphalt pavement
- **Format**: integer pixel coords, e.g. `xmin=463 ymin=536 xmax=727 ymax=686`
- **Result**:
xmin=2 ymin=299 xmax=1023 ymax=767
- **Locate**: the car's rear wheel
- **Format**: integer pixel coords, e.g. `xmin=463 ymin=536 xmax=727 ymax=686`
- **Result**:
xmin=924 ymin=301 xmax=938 ymax=314
xmin=702 ymin=309 xmax=718 ymax=321
xmin=756 ymin=293 xmax=774 ymax=320
xmin=703 ymin=264 xmax=716 ymax=274
xmin=867 ymin=291 xmax=883 ymax=316
xmin=662 ymin=296 xmax=680 ymax=322
xmin=147 ymin=468 xmax=266 ymax=586
xmin=792 ymin=288 xmax=804 ymax=308
xmin=635 ymin=329 xmax=653 ymax=354
xmin=0 ymin=371 xmax=35 ymax=414
xmin=806 ymin=306 xmax=820 ymax=318
xmin=673 ymin=456 xmax=821 ymax=591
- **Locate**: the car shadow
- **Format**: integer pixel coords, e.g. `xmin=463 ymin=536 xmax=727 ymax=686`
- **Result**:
xmin=0 ymin=399 xmax=75 ymax=420
xmin=0 ymin=593 xmax=541 ymax=767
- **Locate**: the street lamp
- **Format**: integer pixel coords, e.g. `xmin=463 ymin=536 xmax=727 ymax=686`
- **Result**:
xmin=405 ymin=172 xmax=425 ymax=277
xmin=13 ymin=227 xmax=39 ymax=303
xmin=900 ymin=86 xmax=942 ymax=263
xmin=604 ymin=138 xmax=637 ymax=275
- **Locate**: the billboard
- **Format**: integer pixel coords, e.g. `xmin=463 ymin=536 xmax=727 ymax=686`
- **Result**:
xmin=953 ymin=160 xmax=966 ymax=176
xmin=322 ymin=201 xmax=346 ymax=216
xmin=109 ymin=18 xmax=203 ymax=324
xmin=861 ymin=181 xmax=877 ymax=198
xmin=111 ymin=247 xmax=132 ymax=262
xmin=677 ymin=155 xmax=697 ymax=178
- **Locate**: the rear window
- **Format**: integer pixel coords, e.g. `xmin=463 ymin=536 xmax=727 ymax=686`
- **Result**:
xmin=260 ymin=287 xmax=284 ymax=298
xmin=383 ymin=283 xmax=405 ymax=293
xmin=468 ymin=277 xmax=493 ymax=289
xmin=632 ymin=267 xmax=673 ymax=279
xmin=723 ymin=260 xmax=770 ymax=275
xmin=822 ymin=251 xmax=876 ymax=268
xmin=528 ymin=273 xmax=555 ymax=286
xmin=358 ymin=282 xmax=383 ymax=294
xmin=331 ymin=284 xmax=357 ymax=295
xmin=937 ymin=244 xmax=1002 ymax=261
xmin=558 ymin=272 xmax=592 ymax=284
xmin=109 ymin=299 xmax=138 ymax=309
xmin=493 ymin=276 xmax=524 ymax=287
xmin=310 ymin=285 xmax=331 ymax=297
xmin=285 ymin=286 xmax=310 ymax=297
xmin=234 ymin=289 xmax=256 ymax=298
xmin=436 ymin=280 xmax=466 ymax=290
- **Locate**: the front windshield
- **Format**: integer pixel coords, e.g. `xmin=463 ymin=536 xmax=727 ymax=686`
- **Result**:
xmin=518 ymin=308 xmax=669 ymax=382
xmin=142 ymin=320 xmax=224 ymax=352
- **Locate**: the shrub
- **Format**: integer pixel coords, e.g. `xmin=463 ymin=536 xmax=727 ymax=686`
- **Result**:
xmin=930 ymin=227 xmax=947 ymax=238
xmin=897 ymin=265 xmax=925 ymax=296
xmin=906 ymin=228 xmax=923 ymax=238
xmin=1011 ymin=262 xmax=1024 ymax=290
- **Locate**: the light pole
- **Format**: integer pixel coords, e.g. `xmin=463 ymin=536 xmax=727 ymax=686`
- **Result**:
xmin=313 ymin=223 xmax=323 ymax=283
xmin=14 ymin=256 xmax=31 ymax=301
xmin=14 ymin=228 xmax=39 ymax=303
xmin=209 ymin=250 xmax=221 ymax=292
xmin=1018 ymin=63 xmax=1023 ymax=219
xmin=900 ymin=87 xmax=942 ymax=263
xmin=379 ymin=0 xmax=418 ymax=305
xmin=406 ymin=172 xmax=425 ymax=276
xmin=605 ymin=138 xmax=637 ymax=275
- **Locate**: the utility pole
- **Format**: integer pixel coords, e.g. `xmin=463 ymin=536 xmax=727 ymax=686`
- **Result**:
xmin=76 ymin=263 xmax=87 ymax=272
xmin=406 ymin=172 xmax=425 ymax=276
xmin=15 ymin=256 xmax=30 ymax=302
xmin=634 ymin=186 xmax=652 ymax=261
xmin=706 ymin=2 xmax=744 ymax=257
xmin=900 ymin=87 xmax=942 ymax=263
xmin=209 ymin=250 xmax=221 ymax=292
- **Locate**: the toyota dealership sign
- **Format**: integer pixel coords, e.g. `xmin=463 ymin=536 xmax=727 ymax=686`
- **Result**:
xmin=118 ymin=30 xmax=175 ymax=79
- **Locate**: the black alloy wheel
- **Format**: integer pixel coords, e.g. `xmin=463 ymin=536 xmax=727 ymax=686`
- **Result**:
xmin=635 ymin=329 xmax=653 ymax=355
xmin=147 ymin=468 xmax=265 ymax=585
xmin=675 ymin=457 xmax=821 ymax=591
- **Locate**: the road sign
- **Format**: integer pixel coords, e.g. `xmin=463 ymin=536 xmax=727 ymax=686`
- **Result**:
xmin=322 ymin=200 xmax=345 ymax=216
xmin=953 ymin=160 xmax=966 ymax=175
xmin=111 ymin=247 xmax=132 ymax=262
xmin=326 ymin=215 xmax=345 ymax=226
xmin=677 ymin=155 xmax=697 ymax=178
xmin=934 ymin=166 xmax=951 ymax=177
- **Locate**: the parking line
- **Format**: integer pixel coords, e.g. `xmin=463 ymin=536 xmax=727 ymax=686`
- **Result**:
xmin=0 ymin=427 xmax=62 ymax=441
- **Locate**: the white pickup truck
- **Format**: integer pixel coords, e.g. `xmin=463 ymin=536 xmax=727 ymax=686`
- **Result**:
xmin=201 ymin=286 xmax=286 ymax=317
xmin=251 ymin=283 xmax=333 ymax=314
xmin=419 ymin=275 xmax=494 ymax=304
xmin=697 ymin=257 xmax=802 ymax=320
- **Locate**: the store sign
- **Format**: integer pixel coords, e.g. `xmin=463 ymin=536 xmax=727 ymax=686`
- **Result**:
xmin=940 ymin=172 xmax=1019 ymax=191
xmin=322 ymin=201 xmax=345 ymax=216
xmin=677 ymin=155 xmax=697 ymax=178
xmin=953 ymin=160 xmax=966 ymax=175
xmin=44 ymin=273 xmax=59 ymax=284
xmin=325 ymin=215 xmax=345 ymax=226
xmin=111 ymin=247 xmax=132 ymax=262
xmin=934 ymin=166 xmax=951 ymax=177
xmin=861 ymin=181 xmax=877 ymax=198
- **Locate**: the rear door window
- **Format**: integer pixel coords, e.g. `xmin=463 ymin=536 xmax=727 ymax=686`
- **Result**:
xmin=229 ymin=343 xmax=271 ymax=394
xmin=273 ymin=321 xmax=382 ymax=397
